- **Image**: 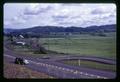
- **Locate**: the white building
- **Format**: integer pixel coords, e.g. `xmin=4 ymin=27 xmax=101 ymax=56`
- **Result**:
xmin=16 ymin=41 xmax=26 ymax=45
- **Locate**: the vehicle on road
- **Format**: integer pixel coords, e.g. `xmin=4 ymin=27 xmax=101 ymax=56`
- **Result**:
xmin=14 ymin=57 xmax=29 ymax=65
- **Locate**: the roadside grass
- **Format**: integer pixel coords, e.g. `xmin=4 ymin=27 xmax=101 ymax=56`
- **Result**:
xmin=4 ymin=62 xmax=54 ymax=79
xmin=61 ymin=59 xmax=116 ymax=72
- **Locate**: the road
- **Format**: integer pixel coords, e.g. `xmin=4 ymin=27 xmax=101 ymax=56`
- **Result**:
xmin=4 ymin=48 xmax=116 ymax=79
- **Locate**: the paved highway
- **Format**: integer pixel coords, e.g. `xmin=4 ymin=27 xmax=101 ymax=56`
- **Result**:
xmin=4 ymin=48 xmax=116 ymax=79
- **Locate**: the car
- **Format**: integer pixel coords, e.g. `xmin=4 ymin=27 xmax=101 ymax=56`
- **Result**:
xmin=14 ymin=57 xmax=29 ymax=65
xmin=23 ymin=59 xmax=29 ymax=64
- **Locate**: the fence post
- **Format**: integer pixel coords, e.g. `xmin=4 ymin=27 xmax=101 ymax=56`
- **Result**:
xmin=78 ymin=59 xmax=80 ymax=66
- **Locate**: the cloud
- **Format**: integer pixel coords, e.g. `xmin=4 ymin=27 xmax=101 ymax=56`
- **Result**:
xmin=24 ymin=8 xmax=40 ymax=15
xmin=23 ymin=3 xmax=40 ymax=15
xmin=91 ymin=4 xmax=116 ymax=14
xmin=91 ymin=9 xmax=107 ymax=14
xmin=11 ymin=16 xmax=26 ymax=24
xmin=23 ymin=4 xmax=52 ymax=15
xmin=4 ymin=3 xmax=116 ymax=29
xmin=52 ymin=15 xmax=69 ymax=22
xmin=4 ymin=16 xmax=26 ymax=27
xmin=4 ymin=20 xmax=11 ymax=26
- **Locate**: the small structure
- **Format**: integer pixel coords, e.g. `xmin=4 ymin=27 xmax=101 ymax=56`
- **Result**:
xmin=11 ymin=34 xmax=26 ymax=46
xmin=16 ymin=41 xmax=26 ymax=46
xmin=19 ymin=35 xmax=24 ymax=38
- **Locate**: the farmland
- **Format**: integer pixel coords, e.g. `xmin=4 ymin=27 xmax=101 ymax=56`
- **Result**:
xmin=39 ymin=32 xmax=116 ymax=59
xmin=4 ymin=32 xmax=116 ymax=79
xmin=4 ymin=32 xmax=116 ymax=59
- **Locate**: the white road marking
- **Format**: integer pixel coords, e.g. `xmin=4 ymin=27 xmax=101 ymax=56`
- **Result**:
xmin=48 ymin=64 xmax=51 ymax=67
xmin=89 ymin=74 xmax=94 ymax=77
xmin=46 ymin=64 xmax=48 ymax=66
xmin=84 ymin=73 xmax=89 ymax=76
xmin=42 ymin=64 xmax=45 ymax=66
xmin=50 ymin=65 xmax=54 ymax=68
xmin=97 ymin=76 xmax=101 ymax=78
xmin=62 ymin=68 xmax=65 ymax=70
xmin=55 ymin=66 xmax=58 ymax=68
xmin=58 ymin=67 xmax=62 ymax=70
xmin=79 ymin=72 xmax=83 ymax=75
xmin=74 ymin=70 xmax=78 ymax=74
xmin=4 ymin=55 xmax=108 ymax=79
xmin=45 ymin=64 xmax=47 ymax=66
xmin=103 ymin=77 xmax=107 ymax=79
xmin=70 ymin=69 xmax=74 ymax=72
xmin=65 ymin=68 xmax=70 ymax=71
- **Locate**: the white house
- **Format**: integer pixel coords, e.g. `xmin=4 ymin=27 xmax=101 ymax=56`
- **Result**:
xmin=16 ymin=41 xmax=26 ymax=45
xmin=19 ymin=35 xmax=24 ymax=38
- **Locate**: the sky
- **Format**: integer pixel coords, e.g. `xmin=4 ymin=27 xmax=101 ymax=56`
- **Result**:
xmin=4 ymin=3 xmax=116 ymax=29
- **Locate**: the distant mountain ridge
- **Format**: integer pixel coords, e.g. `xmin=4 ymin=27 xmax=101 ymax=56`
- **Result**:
xmin=4 ymin=24 xmax=116 ymax=35
xmin=4 ymin=28 xmax=18 ymax=34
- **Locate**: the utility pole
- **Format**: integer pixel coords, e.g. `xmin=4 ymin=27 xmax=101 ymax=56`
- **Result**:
xmin=47 ymin=32 xmax=50 ymax=51
xmin=78 ymin=59 xmax=80 ymax=66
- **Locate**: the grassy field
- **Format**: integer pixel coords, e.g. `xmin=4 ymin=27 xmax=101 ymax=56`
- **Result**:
xmin=61 ymin=59 xmax=116 ymax=72
xmin=40 ymin=32 xmax=116 ymax=59
xmin=4 ymin=32 xmax=116 ymax=59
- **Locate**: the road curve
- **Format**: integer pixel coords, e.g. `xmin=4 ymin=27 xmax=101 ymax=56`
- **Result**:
xmin=4 ymin=48 xmax=116 ymax=79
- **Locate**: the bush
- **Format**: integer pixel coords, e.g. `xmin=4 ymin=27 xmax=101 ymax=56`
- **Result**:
xmin=98 ymin=33 xmax=107 ymax=37
xmin=33 ymin=46 xmax=47 ymax=54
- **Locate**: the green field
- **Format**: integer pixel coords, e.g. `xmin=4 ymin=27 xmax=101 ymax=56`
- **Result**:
xmin=61 ymin=59 xmax=116 ymax=72
xmin=4 ymin=32 xmax=116 ymax=59
xmin=39 ymin=32 xmax=116 ymax=59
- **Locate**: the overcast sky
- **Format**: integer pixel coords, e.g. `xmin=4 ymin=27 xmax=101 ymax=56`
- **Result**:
xmin=4 ymin=3 xmax=116 ymax=29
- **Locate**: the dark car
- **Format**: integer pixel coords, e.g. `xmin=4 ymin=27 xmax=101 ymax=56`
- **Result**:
xmin=14 ymin=57 xmax=29 ymax=65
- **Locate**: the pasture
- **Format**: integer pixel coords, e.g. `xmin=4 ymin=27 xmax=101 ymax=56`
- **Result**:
xmin=39 ymin=32 xmax=116 ymax=59
xmin=4 ymin=32 xmax=116 ymax=59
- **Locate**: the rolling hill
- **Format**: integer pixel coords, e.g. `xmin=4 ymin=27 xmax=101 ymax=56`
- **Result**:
xmin=4 ymin=24 xmax=116 ymax=37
